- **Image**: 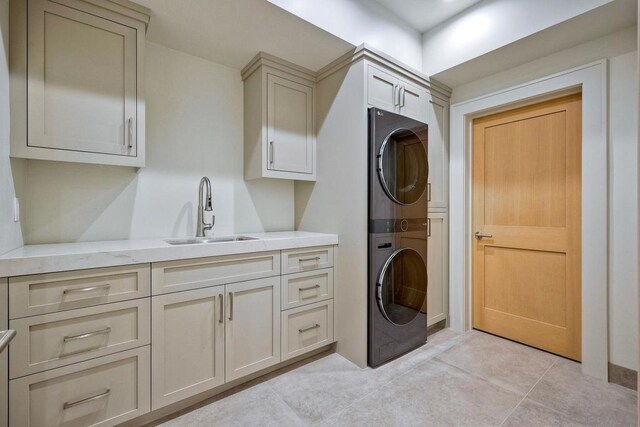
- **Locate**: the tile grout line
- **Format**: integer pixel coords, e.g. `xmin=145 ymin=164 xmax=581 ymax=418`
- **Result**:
xmin=498 ymin=358 xmax=559 ymax=426
xmin=312 ymin=331 xmax=473 ymax=425
xmin=264 ymin=381 xmax=314 ymax=426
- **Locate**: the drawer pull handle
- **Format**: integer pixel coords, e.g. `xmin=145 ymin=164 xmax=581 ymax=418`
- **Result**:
xmin=299 ymin=256 xmax=321 ymax=263
xmin=63 ymin=389 xmax=110 ymax=410
xmin=63 ymin=284 xmax=111 ymax=295
xmin=228 ymin=292 xmax=234 ymax=321
xmin=63 ymin=327 xmax=111 ymax=342
xmin=299 ymin=323 xmax=320 ymax=333
xmin=299 ymin=284 xmax=320 ymax=293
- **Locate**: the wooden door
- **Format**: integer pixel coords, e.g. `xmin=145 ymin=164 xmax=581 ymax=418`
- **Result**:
xmin=27 ymin=0 xmax=138 ymax=156
xmin=367 ymin=65 xmax=399 ymax=112
xmin=225 ymin=277 xmax=280 ymax=382
xmin=151 ymin=287 xmax=225 ymax=409
xmin=472 ymin=94 xmax=582 ymax=360
xmin=267 ymin=74 xmax=314 ymax=174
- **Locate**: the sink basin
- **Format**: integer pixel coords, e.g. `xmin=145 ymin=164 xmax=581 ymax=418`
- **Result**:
xmin=165 ymin=236 xmax=258 ymax=245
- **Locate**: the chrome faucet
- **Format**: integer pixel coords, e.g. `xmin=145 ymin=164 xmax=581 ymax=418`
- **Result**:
xmin=196 ymin=177 xmax=214 ymax=237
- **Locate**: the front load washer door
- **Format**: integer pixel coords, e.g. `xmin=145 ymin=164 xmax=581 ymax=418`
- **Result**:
xmin=377 ymin=128 xmax=428 ymax=205
xmin=376 ymin=248 xmax=427 ymax=326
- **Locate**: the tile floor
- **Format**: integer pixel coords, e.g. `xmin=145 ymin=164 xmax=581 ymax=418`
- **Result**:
xmin=155 ymin=329 xmax=637 ymax=426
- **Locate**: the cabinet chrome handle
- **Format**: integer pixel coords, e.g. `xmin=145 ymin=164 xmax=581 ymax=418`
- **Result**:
xmin=298 ymin=323 xmax=320 ymax=333
xmin=299 ymin=256 xmax=320 ymax=263
xmin=269 ymin=141 xmax=274 ymax=165
xmin=0 ymin=330 xmax=16 ymax=354
xmin=475 ymin=231 xmax=493 ymax=239
xmin=228 ymin=292 xmax=234 ymax=321
xmin=218 ymin=293 xmax=224 ymax=323
xmin=63 ymin=389 xmax=110 ymax=410
xmin=399 ymin=86 xmax=406 ymax=107
xmin=393 ymin=84 xmax=398 ymax=106
xmin=127 ymin=117 xmax=133 ymax=149
xmin=63 ymin=283 xmax=110 ymax=295
xmin=63 ymin=327 xmax=111 ymax=342
xmin=427 ymin=218 xmax=431 ymax=237
xmin=299 ymin=284 xmax=320 ymax=292
xmin=427 ymin=183 xmax=431 ymax=202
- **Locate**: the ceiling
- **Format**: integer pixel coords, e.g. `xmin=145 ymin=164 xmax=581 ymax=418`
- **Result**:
xmin=433 ymin=0 xmax=638 ymax=87
xmin=134 ymin=0 xmax=354 ymax=71
xmin=372 ymin=0 xmax=483 ymax=33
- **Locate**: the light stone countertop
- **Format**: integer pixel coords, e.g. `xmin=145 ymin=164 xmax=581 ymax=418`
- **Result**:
xmin=0 ymin=231 xmax=338 ymax=277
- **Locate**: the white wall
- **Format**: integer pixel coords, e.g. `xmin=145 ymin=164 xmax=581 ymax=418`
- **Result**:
xmin=267 ymin=0 xmax=423 ymax=70
xmin=0 ymin=0 xmax=23 ymax=254
xmin=18 ymin=42 xmax=294 ymax=244
xmin=422 ymin=0 xmax=613 ymax=77
xmin=609 ymin=50 xmax=639 ymax=370
xmin=450 ymin=27 xmax=638 ymax=371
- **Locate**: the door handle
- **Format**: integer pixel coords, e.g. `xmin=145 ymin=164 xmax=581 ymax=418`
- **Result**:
xmin=218 ymin=293 xmax=224 ymax=323
xmin=127 ymin=117 xmax=134 ymax=149
xmin=269 ymin=141 xmax=274 ymax=165
xmin=392 ymin=84 xmax=398 ymax=107
xmin=228 ymin=292 xmax=234 ymax=321
xmin=399 ymin=86 xmax=406 ymax=107
xmin=474 ymin=231 xmax=493 ymax=239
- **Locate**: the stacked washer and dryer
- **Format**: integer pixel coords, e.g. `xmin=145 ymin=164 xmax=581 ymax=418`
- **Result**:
xmin=368 ymin=107 xmax=429 ymax=367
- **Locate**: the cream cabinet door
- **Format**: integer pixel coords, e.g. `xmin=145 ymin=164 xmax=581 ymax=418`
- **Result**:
xmin=398 ymin=79 xmax=426 ymax=121
xmin=367 ymin=65 xmax=399 ymax=112
xmin=151 ymin=287 xmax=225 ymax=410
xmin=267 ymin=74 xmax=314 ymax=174
xmin=427 ymin=94 xmax=449 ymax=210
xmin=427 ymin=213 xmax=448 ymax=326
xmin=27 ymin=0 xmax=138 ymax=156
xmin=225 ymin=277 xmax=280 ymax=382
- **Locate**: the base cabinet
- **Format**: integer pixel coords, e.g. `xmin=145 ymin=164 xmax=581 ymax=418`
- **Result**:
xmin=427 ymin=213 xmax=449 ymax=326
xmin=151 ymin=287 xmax=225 ymax=410
xmin=6 ymin=245 xmax=335 ymax=425
xmin=10 ymin=347 xmax=150 ymax=427
xmin=225 ymin=277 xmax=281 ymax=381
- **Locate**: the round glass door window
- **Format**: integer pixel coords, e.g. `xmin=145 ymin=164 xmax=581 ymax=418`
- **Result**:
xmin=376 ymin=248 xmax=427 ymax=326
xmin=377 ymin=128 xmax=428 ymax=205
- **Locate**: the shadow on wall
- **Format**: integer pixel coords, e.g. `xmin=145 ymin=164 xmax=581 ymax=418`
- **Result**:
xmin=17 ymin=160 xmax=139 ymax=244
xmin=234 ymin=178 xmax=295 ymax=233
xmin=294 ymin=62 xmax=349 ymax=231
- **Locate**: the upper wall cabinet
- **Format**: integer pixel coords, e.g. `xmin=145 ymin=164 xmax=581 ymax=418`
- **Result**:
xmin=427 ymin=94 xmax=449 ymax=211
xmin=10 ymin=0 xmax=150 ymax=167
xmin=242 ymin=53 xmax=316 ymax=181
xmin=367 ymin=64 xmax=427 ymax=122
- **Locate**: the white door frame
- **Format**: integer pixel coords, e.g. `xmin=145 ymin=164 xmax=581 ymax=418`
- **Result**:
xmin=449 ymin=60 xmax=609 ymax=380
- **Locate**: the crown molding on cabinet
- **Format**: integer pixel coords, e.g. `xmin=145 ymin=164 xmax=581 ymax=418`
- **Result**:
xmin=242 ymin=46 xmax=452 ymax=100
xmin=52 ymin=0 xmax=151 ymax=29
xmin=317 ymin=44 xmax=452 ymax=99
xmin=241 ymin=51 xmax=317 ymax=82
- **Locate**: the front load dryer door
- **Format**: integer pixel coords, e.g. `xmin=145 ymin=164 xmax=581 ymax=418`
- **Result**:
xmin=376 ymin=248 xmax=427 ymax=325
xmin=377 ymin=128 xmax=428 ymax=205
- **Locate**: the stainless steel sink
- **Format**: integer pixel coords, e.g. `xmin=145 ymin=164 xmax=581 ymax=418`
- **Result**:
xmin=165 ymin=236 xmax=257 ymax=245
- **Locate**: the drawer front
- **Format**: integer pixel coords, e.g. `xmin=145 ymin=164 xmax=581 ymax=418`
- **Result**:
xmin=281 ymin=246 xmax=334 ymax=275
xmin=152 ymin=251 xmax=280 ymax=295
xmin=9 ymin=265 xmax=150 ymax=319
xmin=10 ymin=347 xmax=150 ymax=427
xmin=10 ymin=299 xmax=150 ymax=379
xmin=282 ymin=300 xmax=334 ymax=361
xmin=281 ymin=268 xmax=333 ymax=310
